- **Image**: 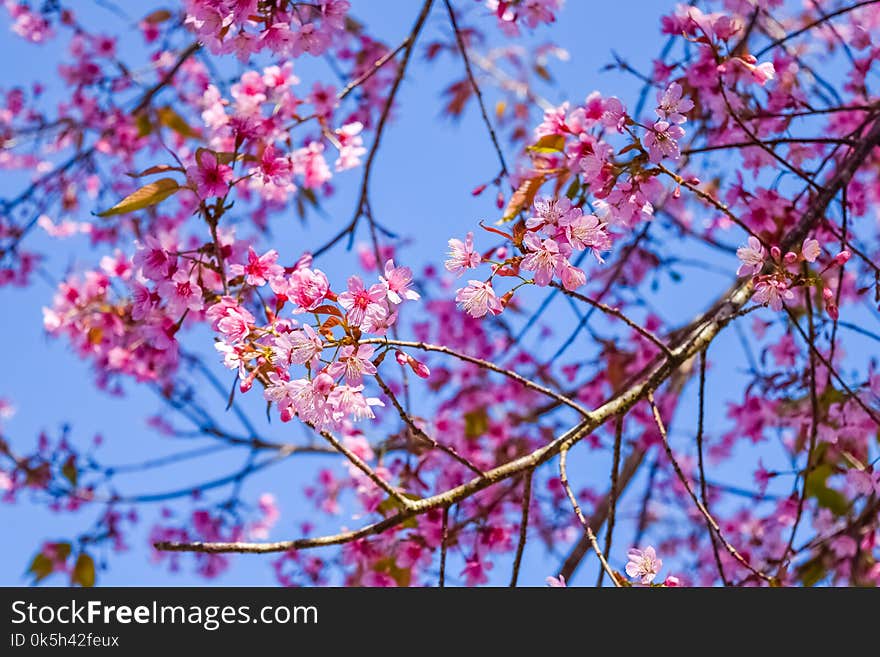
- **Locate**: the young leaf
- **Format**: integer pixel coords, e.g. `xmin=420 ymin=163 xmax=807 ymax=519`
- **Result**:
xmin=72 ymin=553 xmax=96 ymax=587
xmin=96 ymin=178 xmax=180 ymax=217
xmin=157 ymin=106 xmax=201 ymax=138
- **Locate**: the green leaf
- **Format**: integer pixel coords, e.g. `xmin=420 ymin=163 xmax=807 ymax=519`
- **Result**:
xmin=96 ymin=178 xmax=180 ymax=217
xmin=464 ymin=409 xmax=488 ymax=439
xmin=28 ymin=554 xmax=54 ymax=583
xmin=804 ymin=464 xmax=848 ymax=515
xmin=527 ymin=134 xmax=565 ymax=154
xmin=127 ymin=164 xmax=183 ymax=178
xmin=797 ymin=556 xmax=826 ymax=587
xmin=61 ymin=455 xmax=77 ymax=487
xmin=157 ymin=106 xmax=201 ymax=139
xmin=72 ymin=553 xmax=95 ymax=588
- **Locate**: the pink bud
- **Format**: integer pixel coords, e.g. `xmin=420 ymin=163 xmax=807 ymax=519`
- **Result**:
xmin=823 ymin=287 xmax=834 ymax=301
xmin=496 ymin=191 xmax=505 ymax=209
xmin=770 ymin=246 xmax=781 ymax=260
xmin=827 ymin=302 xmax=839 ymax=321
xmin=471 ymin=183 xmax=487 ymax=197
xmin=833 ymin=250 xmax=851 ymax=266
xmin=395 ymin=350 xmax=408 ymax=367
xmin=783 ymin=251 xmax=798 ymax=264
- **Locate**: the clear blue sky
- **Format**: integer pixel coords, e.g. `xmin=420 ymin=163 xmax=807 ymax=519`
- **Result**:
xmin=1 ymin=0 xmax=842 ymax=586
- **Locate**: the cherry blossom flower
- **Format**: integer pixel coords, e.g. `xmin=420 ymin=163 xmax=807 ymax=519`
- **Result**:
xmin=380 ymin=260 xmax=420 ymax=304
xmin=272 ymin=325 xmax=323 ymax=367
xmin=736 ymin=236 xmax=766 ymax=276
xmin=327 ymin=344 xmax=378 ymax=385
xmin=286 ymin=268 xmax=330 ymax=311
xmin=545 ymin=574 xmax=566 ymax=587
xmin=337 ymin=276 xmax=387 ymax=327
xmin=753 ymin=278 xmax=794 ymax=311
xmin=521 ymin=233 xmax=563 ymax=286
xmin=801 ymin=238 xmax=820 ymax=263
xmin=445 ymin=232 xmax=481 ymax=275
xmin=644 ymin=120 xmax=684 ymax=163
xmin=229 ymin=247 xmax=283 ymax=287
xmin=625 ymin=546 xmax=662 ymax=584
xmin=187 ymin=150 xmax=233 ymax=199
xmin=655 ymin=82 xmax=693 ymax=124
xmin=455 ymin=280 xmax=503 ymax=318
xmin=159 ymin=269 xmax=204 ymax=316
xmin=559 ymin=210 xmax=611 ymax=260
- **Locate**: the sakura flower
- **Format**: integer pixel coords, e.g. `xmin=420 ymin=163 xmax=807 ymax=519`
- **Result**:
xmin=216 ymin=308 xmax=253 ymax=344
xmin=229 ymin=247 xmax=283 ymax=287
xmin=736 ymin=236 xmax=766 ymax=276
xmin=643 ymin=120 xmax=684 ymax=163
xmin=557 ymin=259 xmax=586 ymax=291
xmin=455 ymin=280 xmax=503 ymax=318
xmin=559 ymin=210 xmax=611 ymax=260
xmin=801 ymin=238 xmax=820 ymax=263
xmin=527 ymin=197 xmax=573 ymax=229
xmin=521 ymin=233 xmax=563 ymax=286
xmin=847 ymin=468 xmax=880 ymax=496
xmin=445 ymin=232 xmax=481 ymax=275
xmin=461 ymin=554 xmax=493 ymax=586
xmin=187 ymin=150 xmax=233 ymax=199
xmin=655 ymin=82 xmax=694 ymax=124
xmin=254 ymin=145 xmax=292 ymax=186
xmin=159 ymin=269 xmax=204 ymax=316
xmin=380 ymin=260 xmax=420 ymax=304
xmin=337 ymin=276 xmax=387 ymax=326
xmin=327 ymin=385 xmax=384 ymax=423
xmin=287 ymin=268 xmax=330 ymax=311
xmin=625 ymin=546 xmax=662 ymax=584
xmin=327 ymin=344 xmax=378 ymax=385
xmin=272 ymin=325 xmax=323 ymax=366
xmin=753 ymin=278 xmax=794 ymax=311
xmin=133 ymin=234 xmax=176 ymax=281
xmin=545 ymin=575 xmax=567 ymax=587
xmin=750 ymin=61 xmax=776 ymax=86
xmin=334 ymin=122 xmax=366 ymax=171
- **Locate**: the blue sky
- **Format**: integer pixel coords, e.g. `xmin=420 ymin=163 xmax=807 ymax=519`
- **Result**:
xmin=2 ymin=0 xmax=852 ymax=587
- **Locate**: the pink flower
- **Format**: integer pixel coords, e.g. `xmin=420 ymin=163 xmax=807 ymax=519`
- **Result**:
xmin=455 ymin=280 xmax=503 ymax=318
xmin=229 ymin=247 xmax=284 ymax=287
xmin=159 ymin=269 xmax=204 ymax=315
xmin=334 ymin=122 xmax=366 ymax=171
xmin=801 ymin=238 xmax=820 ymax=263
xmin=847 ymin=468 xmax=880 ymax=496
xmin=133 ymin=234 xmax=176 ymax=281
xmin=559 ymin=210 xmax=611 ymax=260
xmin=521 ymin=234 xmax=563 ymax=286
xmin=337 ymin=276 xmax=387 ymax=327
xmin=655 ymin=82 xmax=693 ymax=124
xmin=272 ymin=325 xmax=323 ymax=366
xmin=750 ymin=61 xmax=776 ymax=86
xmin=255 ymin=145 xmax=292 ymax=185
xmin=557 ymin=259 xmax=586 ymax=291
xmin=327 ymin=344 xmax=377 ymax=385
xmin=445 ymin=232 xmax=481 ymax=275
xmin=527 ymin=197 xmax=573 ymax=229
xmin=380 ymin=260 xmax=420 ymax=304
xmin=644 ymin=120 xmax=684 ymax=163
xmin=736 ymin=236 xmax=766 ymax=276
xmin=217 ymin=308 xmax=253 ymax=343
xmin=461 ymin=555 xmax=493 ymax=586
xmin=545 ymin=574 xmax=567 ymax=587
xmin=753 ymin=278 xmax=794 ymax=311
xmin=625 ymin=546 xmax=662 ymax=584
xmin=287 ymin=268 xmax=330 ymax=311
xmin=187 ymin=150 xmax=233 ymax=199
xmin=327 ymin=385 xmax=383 ymax=423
